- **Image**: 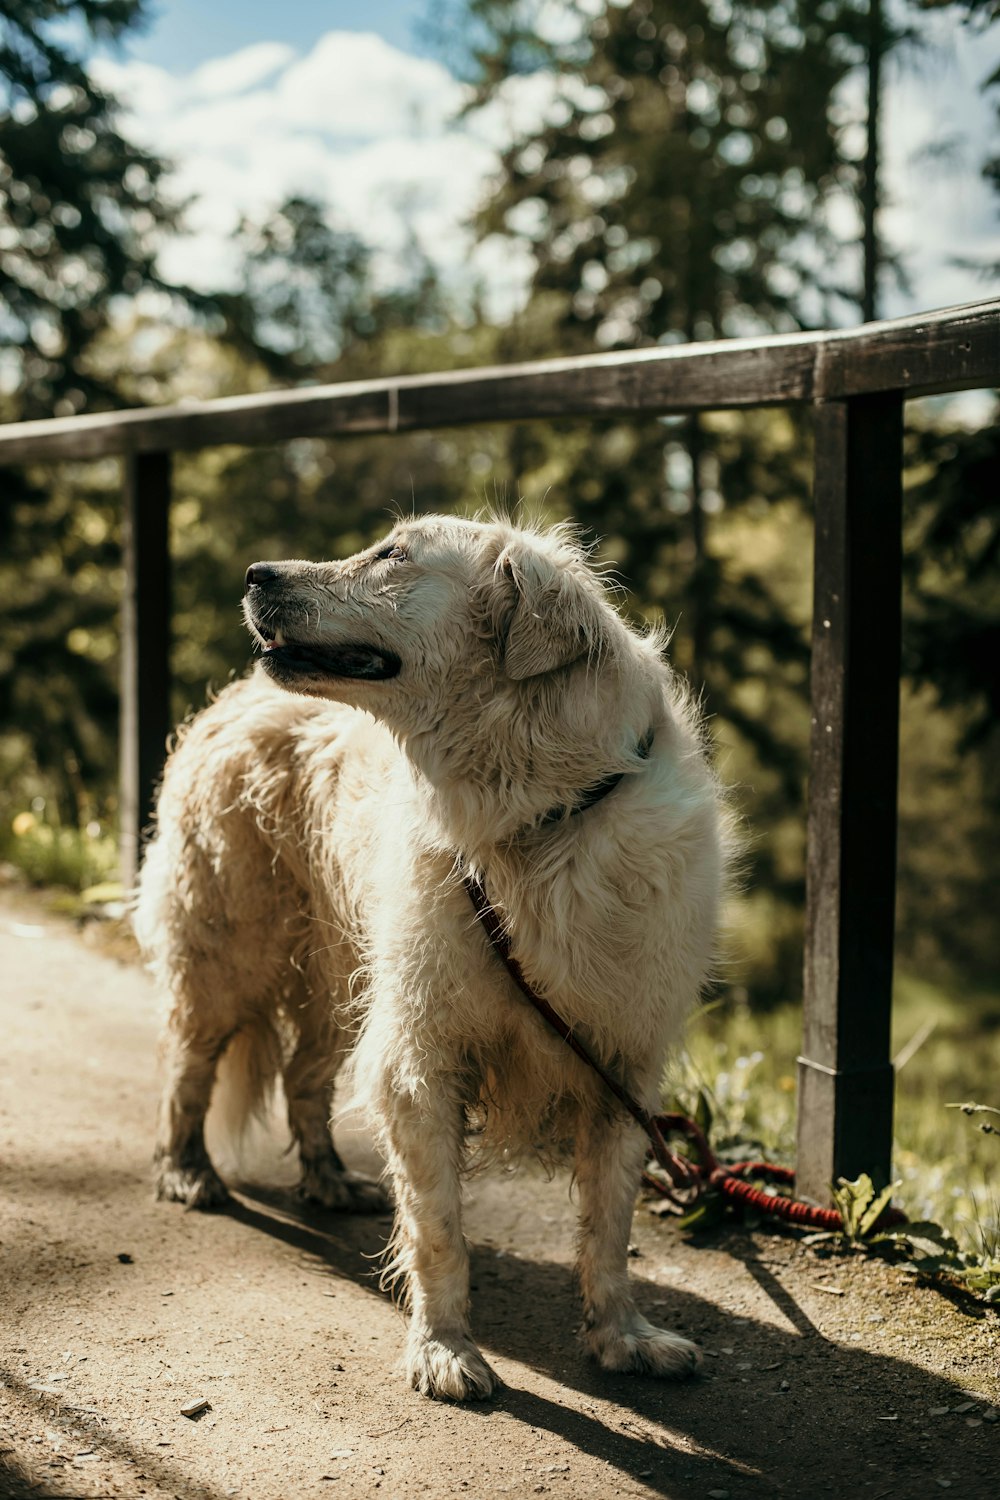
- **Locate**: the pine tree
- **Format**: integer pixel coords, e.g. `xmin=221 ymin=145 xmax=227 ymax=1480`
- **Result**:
xmin=0 ymin=2 xmax=184 ymax=824
xmin=467 ymin=0 xmax=882 ymax=339
xmin=0 ymin=0 xmax=180 ymax=419
xmin=904 ymin=420 xmax=1000 ymax=745
xmin=458 ymin=1 xmax=880 ymax=684
xmin=217 ymin=194 xmax=446 ymax=378
xmin=890 ymin=0 xmax=1000 ymax=746
xmin=440 ymin=0 xmax=912 ymax=997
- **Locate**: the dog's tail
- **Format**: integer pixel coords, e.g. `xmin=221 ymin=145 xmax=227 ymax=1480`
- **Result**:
xmin=211 ymin=1017 xmax=285 ymax=1146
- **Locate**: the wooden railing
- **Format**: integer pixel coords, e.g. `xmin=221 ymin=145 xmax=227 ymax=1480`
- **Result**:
xmin=2 ymin=297 xmax=997 ymax=1202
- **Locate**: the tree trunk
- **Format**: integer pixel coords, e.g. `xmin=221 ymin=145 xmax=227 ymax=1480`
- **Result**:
xmin=862 ymin=0 xmax=883 ymax=322
xmin=687 ymin=410 xmax=707 ymax=689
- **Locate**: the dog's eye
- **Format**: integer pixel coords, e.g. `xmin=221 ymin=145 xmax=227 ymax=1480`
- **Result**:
xmin=374 ymin=543 xmax=407 ymax=563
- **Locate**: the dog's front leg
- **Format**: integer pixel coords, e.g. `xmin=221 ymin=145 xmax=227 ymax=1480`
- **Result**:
xmin=381 ymin=1081 xmax=500 ymax=1401
xmin=575 ymin=1109 xmax=700 ymax=1378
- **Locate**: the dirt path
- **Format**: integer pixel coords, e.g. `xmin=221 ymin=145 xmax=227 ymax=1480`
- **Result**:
xmin=1 ymin=884 xmax=997 ymax=1500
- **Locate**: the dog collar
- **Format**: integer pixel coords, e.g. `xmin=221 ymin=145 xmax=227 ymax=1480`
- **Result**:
xmin=539 ymin=728 xmax=654 ymax=825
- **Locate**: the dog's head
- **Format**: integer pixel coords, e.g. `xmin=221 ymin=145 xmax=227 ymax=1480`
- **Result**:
xmin=247 ymin=514 xmax=609 ymax=675
xmin=243 ymin=515 xmax=663 ymax=799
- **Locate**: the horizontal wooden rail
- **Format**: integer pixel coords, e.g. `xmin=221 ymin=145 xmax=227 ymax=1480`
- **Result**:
xmin=0 ymin=299 xmax=996 ymax=466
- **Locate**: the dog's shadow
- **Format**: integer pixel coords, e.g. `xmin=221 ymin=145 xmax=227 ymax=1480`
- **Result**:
xmin=225 ymin=1184 xmax=991 ymax=1500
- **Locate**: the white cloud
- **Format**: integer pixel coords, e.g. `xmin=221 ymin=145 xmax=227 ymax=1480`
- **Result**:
xmin=95 ymin=56 xmax=181 ymax=116
xmin=273 ymin=32 xmax=462 ymax=137
xmin=189 ymin=41 xmax=295 ymax=99
xmin=93 ymin=29 xmax=520 ymax=308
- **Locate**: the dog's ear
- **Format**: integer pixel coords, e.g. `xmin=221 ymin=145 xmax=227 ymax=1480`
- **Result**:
xmin=496 ymin=538 xmax=601 ymax=680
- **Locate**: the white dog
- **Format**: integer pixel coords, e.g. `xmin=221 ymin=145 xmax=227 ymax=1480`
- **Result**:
xmin=134 ymin=513 xmax=725 ymax=1401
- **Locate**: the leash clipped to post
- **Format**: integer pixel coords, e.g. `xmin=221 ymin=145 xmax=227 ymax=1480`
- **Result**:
xmin=464 ymin=870 xmax=905 ymax=1235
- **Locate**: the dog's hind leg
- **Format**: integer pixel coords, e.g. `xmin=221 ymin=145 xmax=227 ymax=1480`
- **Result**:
xmin=154 ymin=1023 xmax=233 ymax=1209
xmin=282 ymin=1008 xmax=391 ymax=1214
xmin=575 ymin=1108 xmax=700 ymax=1379
xmin=379 ymin=1076 xmax=500 ymax=1401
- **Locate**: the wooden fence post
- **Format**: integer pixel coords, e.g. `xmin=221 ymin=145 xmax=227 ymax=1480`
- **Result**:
xmin=796 ymin=393 xmax=903 ymax=1202
xmin=119 ymin=450 xmax=172 ymax=892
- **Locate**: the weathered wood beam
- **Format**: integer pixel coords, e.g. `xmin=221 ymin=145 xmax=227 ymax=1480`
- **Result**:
xmin=797 ymin=394 xmax=904 ymax=1202
xmin=0 ymin=299 xmax=995 ymax=466
xmin=119 ymin=451 xmax=172 ymax=892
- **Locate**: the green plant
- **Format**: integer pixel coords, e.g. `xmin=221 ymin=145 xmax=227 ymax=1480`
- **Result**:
xmin=829 ymin=1173 xmax=903 ymax=1244
xmin=817 ymin=1174 xmax=1000 ymax=1303
xmin=2 ymin=807 xmax=118 ymax=892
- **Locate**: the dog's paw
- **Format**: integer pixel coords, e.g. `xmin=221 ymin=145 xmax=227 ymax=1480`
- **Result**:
xmin=406 ymin=1334 xmax=501 ymax=1402
xmin=155 ymin=1160 xmax=230 ymax=1211
xmin=299 ymin=1158 xmax=393 ymax=1214
xmin=583 ymin=1317 xmax=701 ymax=1380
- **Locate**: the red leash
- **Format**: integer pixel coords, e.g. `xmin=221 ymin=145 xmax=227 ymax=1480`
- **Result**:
xmin=464 ymin=871 xmax=904 ymax=1233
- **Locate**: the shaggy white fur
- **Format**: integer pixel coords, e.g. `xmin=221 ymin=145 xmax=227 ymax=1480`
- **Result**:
xmin=134 ymin=513 xmax=726 ymax=1400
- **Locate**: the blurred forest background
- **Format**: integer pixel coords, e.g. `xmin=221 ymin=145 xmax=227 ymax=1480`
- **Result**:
xmin=1 ymin=1 xmax=998 ymax=1229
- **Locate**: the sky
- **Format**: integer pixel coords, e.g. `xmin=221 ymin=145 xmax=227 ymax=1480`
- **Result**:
xmin=122 ymin=0 xmax=431 ymax=70
xmin=91 ymin=0 xmax=1000 ymax=328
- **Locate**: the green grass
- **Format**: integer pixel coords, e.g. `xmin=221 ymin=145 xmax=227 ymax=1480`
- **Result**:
xmin=1 ymin=808 xmax=119 ymax=894
xmin=669 ymin=972 xmax=1000 ymax=1264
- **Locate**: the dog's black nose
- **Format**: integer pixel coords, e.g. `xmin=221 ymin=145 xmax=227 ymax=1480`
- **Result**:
xmin=245 ymin=562 xmax=280 ymax=588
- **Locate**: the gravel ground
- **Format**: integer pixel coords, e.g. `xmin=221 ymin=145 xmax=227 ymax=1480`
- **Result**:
xmin=1 ymin=884 xmax=997 ymax=1500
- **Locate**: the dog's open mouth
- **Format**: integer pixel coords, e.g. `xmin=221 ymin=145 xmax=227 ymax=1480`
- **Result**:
xmin=257 ymin=629 xmax=401 ymax=682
